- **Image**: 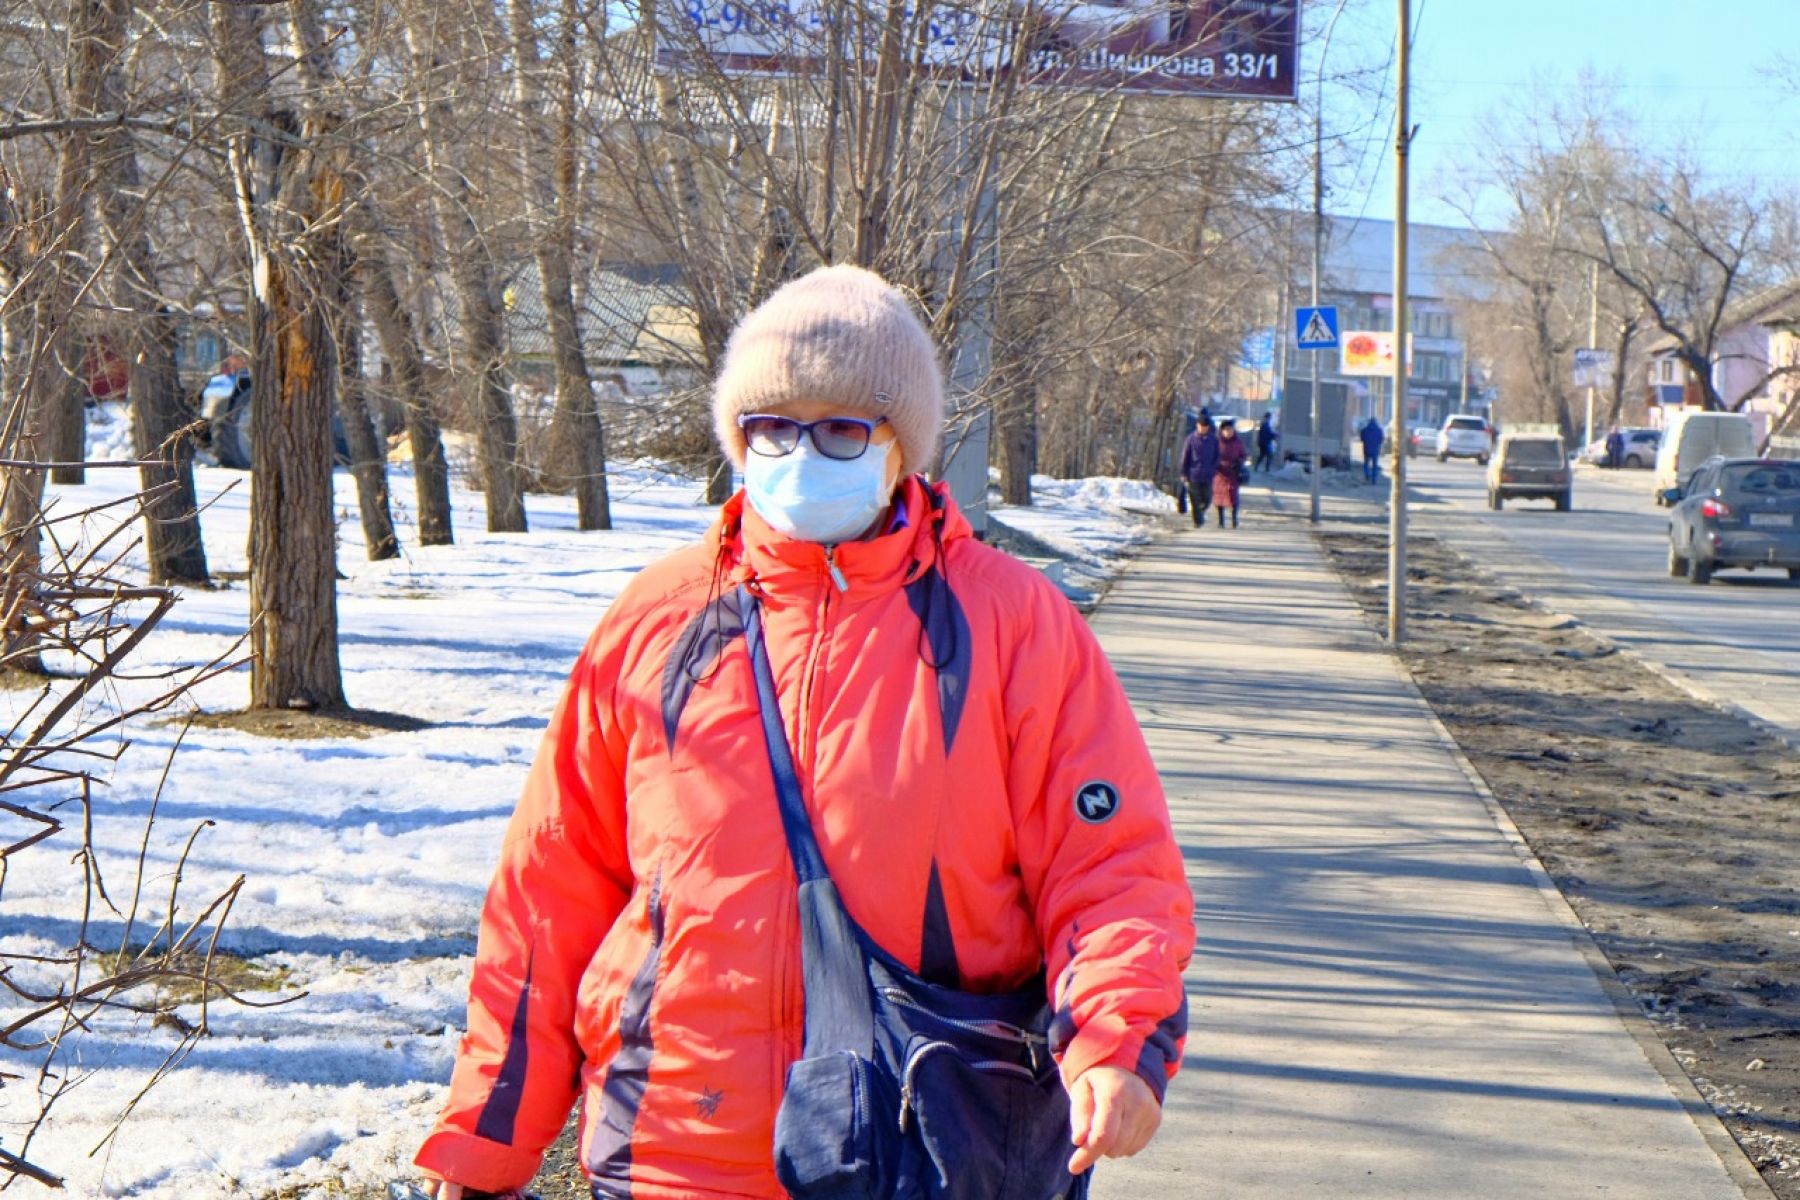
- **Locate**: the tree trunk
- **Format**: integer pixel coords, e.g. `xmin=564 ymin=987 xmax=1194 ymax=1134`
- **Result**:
xmin=40 ymin=0 xmax=113 ymax=488
xmin=0 ymin=188 xmax=47 ymax=675
xmin=405 ymin=19 xmax=526 ymax=533
xmin=247 ymin=247 xmax=346 ymax=710
xmin=540 ymin=249 xmax=611 ymax=528
xmin=94 ymin=0 xmax=207 ymax=586
xmin=997 ymin=383 xmax=1036 ymax=506
xmin=124 ymin=308 xmax=209 ymax=585
xmin=333 ymin=301 xmax=398 ymax=560
xmin=445 ymin=251 xmax=527 ymax=533
xmin=45 ymin=371 xmax=84 ymax=485
xmin=215 ymin=2 xmax=345 ymax=710
xmin=1606 ymin=320 xmax=1635 ymax=427
xmin=356 ymin=239 xmax=453 ymax=545
xmin=512 ymin=0 xmax=610 ymax=530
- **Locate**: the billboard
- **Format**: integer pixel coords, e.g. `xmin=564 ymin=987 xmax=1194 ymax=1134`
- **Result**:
xmin=658 ymin=0 xmax=1299 ymax=99
xmin=1573 ymin=348 xmax=1615 ymax=389
xmin=1339 ymin=330 xmax=1413 ymax=377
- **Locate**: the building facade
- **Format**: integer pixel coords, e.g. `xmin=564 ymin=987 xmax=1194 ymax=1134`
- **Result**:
xmin=1277 ymin=214 xmax=1492 ymax=432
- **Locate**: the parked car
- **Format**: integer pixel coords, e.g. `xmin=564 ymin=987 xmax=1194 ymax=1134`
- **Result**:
xmin=1436 ymin=414 xmax=1492 ymax=464
xmin=198 ymin=370 xmax=352 ymax=470
xmin=1653 ymin=410 xmax=1755 ymax=504
xmin=1664 ymin=457 xmax=1800 ymax=584
xmin=1381 ymin=422 xmax=1428 ymax=459
xmin=1487 ymin=432 xmax=1571 ymax=511
xmin=200 ymin=370 xmax=254 ymax=470
xmin=1579 ymin=427 xmax=1661 ymax=468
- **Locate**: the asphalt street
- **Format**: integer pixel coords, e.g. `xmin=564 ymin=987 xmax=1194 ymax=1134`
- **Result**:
xmin=1400 ymin=456 xmax=1800 ymax=746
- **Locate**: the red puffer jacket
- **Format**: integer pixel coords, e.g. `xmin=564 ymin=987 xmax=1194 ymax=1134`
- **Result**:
xmin=415 ymin=476 xmax=1194 ymax=1198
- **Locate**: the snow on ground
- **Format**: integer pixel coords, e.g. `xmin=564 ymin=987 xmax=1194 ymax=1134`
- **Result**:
xmin=989 ymin=474 xmax=1171 ymax=568
xmin=1 ymin=409 xmax=1161 ymax=1199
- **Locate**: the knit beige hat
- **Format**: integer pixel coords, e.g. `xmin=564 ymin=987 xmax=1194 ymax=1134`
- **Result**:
xmin=713 ymin=265 xmax=945 ymax=475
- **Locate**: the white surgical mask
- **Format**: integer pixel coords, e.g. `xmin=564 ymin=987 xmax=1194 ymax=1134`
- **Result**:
xmin=743 ymin=439 xmax=894 ymax=545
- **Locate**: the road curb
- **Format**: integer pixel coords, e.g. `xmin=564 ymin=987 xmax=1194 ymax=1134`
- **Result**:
xmin=1311 ymin=524 xmax=1782 ymax=1200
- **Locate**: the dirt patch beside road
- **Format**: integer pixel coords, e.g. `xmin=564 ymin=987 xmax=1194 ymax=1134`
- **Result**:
xmin=1319 ymin=529 xmax=1800 ymax=1198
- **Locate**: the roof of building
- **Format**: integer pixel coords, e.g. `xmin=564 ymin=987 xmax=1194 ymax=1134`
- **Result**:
xmin=499 ymin=261 xmax=698 ymax=366
xmin=1316 ymin=214 xmax=1494 ymax=301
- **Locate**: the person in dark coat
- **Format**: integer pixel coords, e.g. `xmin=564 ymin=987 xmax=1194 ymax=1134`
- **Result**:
xmin=1604 ymin=425 xmax=1625 ymax=469
xmin=1213 ymin=418 xmax=1250 ymax=527
xmin=1254 ymin=413 xmax=1278 ymax=473
xmin=1360 ymin=417 xmax=1385 ymax=485
xmin=1180 ymin=415 xmax=1220 ymax=529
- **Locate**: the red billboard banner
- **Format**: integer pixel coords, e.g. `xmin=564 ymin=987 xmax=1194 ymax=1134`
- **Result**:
xmin=657 ymin=0 xmax=1298 ymax=100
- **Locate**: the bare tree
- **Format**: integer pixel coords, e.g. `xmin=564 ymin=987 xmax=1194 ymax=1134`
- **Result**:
xmin=510 ymin=0 xmax=612 ymax=529
xmin=0 ymin=477 xmax=273 ymax=1189
xmin=402 ymin=1 xmax=528 ymax=533
xmin=88 ymin=0 xmax=211 ymax=586
xmin=213 ymin=0 xmax=346 ymax=710
xmin=1576 ymin=159 xmax=1775 ymax=414
xmin=354 ymin=219 xmax=456 ymax=545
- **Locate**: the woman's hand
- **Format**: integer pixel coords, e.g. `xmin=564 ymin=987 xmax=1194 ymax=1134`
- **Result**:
xmin=1067 ymin=1064 xmax=1161 ymax=1174
xmin=429 ymin=1183 xmax=462 ymax=1200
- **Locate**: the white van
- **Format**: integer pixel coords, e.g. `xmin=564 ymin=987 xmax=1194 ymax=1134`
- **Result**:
xmin=1653 ymin=411 xmax=1756 ymax=504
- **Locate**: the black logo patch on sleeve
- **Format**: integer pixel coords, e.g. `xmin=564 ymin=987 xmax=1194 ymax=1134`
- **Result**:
xmin=1074 ymin=781 xmax=1121 ymax=824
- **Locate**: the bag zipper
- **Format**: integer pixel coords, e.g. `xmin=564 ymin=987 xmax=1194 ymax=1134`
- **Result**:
xmin=897 ymin=1039 xmax=1040 ymax=1133
xmin=877 ymin=985 xmax=1048 ymax=1066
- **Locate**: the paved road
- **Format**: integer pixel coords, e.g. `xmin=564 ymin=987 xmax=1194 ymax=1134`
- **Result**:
xmin=1401 ymin=456 xmax=1800 ymax=745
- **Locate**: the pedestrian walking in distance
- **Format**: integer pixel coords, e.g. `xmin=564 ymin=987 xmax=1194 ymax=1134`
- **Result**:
xmin=1180 ymin=414 xmax=1220 ymax=529
xmin=413 ymin=264 xmax=1194 ymax=1200
xmin=1360 ymin=416 xmax=1385 ymax=485
xmin=1604 ymin=425 xmax=1624 ymax=470
xmin=1254 ymin=412 xmax=1278 ymax=473
xmin=1214 ymin=418 xmax=1249 ymax=528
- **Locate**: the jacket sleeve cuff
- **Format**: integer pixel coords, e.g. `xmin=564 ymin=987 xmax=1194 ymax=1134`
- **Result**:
xmin=1059 ymin=1015 xmax=1181 ymax=1105
xmin=414 ymin=1129 xmax=543 ymax=1195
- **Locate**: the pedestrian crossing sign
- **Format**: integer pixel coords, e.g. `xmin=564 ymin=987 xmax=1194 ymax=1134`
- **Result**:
xmin=1295 ymin=306 xmax=1340 ymax=350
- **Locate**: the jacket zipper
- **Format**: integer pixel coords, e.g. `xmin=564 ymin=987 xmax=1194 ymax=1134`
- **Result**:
xmin=784 ymin=549 xmax=841 ymax=1071
xmin=795 ymin=548 xmax=842 ymax=778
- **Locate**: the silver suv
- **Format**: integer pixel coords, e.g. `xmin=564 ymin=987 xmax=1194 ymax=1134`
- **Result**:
xmin=1436 ymin=414 xmax=1492 ymax=464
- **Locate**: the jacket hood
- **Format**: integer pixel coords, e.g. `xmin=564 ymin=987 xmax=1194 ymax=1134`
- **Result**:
xmin=708 ymin=474 xmax=972 ymax=601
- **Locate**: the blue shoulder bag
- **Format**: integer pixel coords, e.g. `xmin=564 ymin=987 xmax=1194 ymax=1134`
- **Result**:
xmin=742 ymin=593 xmax=1090 ymax=1200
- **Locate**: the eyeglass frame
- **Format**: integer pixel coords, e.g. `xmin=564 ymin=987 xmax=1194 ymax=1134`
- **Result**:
xmin=737 ymin=413 xmax=891 ymax=461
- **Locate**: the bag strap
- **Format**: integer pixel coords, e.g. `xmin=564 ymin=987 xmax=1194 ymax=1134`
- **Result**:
xmin=740 ymin=587 xmax=828 ymax=884
xmin=740 ymin=588 xmax=875 ymax=1056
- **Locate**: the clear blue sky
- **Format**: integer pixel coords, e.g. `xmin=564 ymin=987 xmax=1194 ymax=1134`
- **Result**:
xmin=1320 ymin=0 xmax=1797 ymax=230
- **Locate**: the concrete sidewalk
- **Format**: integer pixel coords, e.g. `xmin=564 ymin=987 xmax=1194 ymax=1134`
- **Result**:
xmin=1086 ymin=514 xmax=1770 ymax=1199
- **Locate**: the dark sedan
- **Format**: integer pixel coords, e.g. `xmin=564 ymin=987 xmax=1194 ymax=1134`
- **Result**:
xmin=1665 ymin=457 xmax=1800 ymax=584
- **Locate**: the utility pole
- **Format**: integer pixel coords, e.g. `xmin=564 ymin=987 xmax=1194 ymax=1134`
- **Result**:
xmin=1585 ymin=259 xmax=1599 ymax=448
xmin=1310 ymin=0 xmax=1349 ymax=525
xmin=936 ymin=88 xmax=996 ymax=535
xmin=1388 ymin=0 xmax=1412 ymax=645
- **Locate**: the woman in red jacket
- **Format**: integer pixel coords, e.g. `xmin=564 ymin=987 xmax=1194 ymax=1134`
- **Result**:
xmin=1211 ymin=417 xmax=1250 ymax=528
xmin=416 ymin=265 xmax=1193 ymax=1200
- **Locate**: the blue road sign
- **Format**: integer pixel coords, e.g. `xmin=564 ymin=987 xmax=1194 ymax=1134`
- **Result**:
xmin=1295 ymin=306 xmax=1340 ymax=350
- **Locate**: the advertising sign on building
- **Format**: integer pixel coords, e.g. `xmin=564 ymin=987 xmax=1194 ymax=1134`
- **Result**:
xmin=658 ymin=0 xmax=1299 ymax=99
xmin=1339 ymin=331 xmax=1414 ymax=377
